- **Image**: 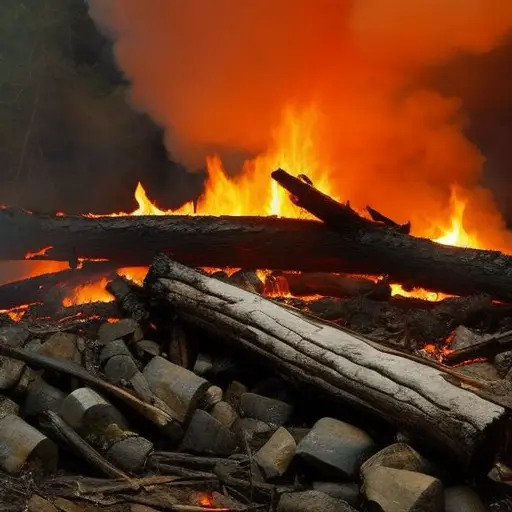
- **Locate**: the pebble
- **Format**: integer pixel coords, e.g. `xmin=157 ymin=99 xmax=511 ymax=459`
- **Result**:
xmin=180 ymin=409 xmax=238 ymax=456
xmin=297 ymin=417 xmax=375 ymax=479
xmin=240 ymin=392 xmax=293 ymax=425
xmin=278 ymin=490 xmax=357 ymax=512
xmin=362 ymin=466 xmax=444 ymax=512
xmin=39 ymin=332 xmax=80 ymax=363
xmin=444 ymin=485 xmax=487 ymax=512
xmin=312 ymin=482 xmax=360 ymax=507
xmin=254 ymin=427 xmax=296 ymax=480
xmin=361 ymin=443 xmax=434 ymax=476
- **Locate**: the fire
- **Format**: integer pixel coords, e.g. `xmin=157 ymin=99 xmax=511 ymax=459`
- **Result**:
xmin=25 ymin=246 xmax=53 ymax=260
xmin=62 ymin=278 xmax=112 ymax=307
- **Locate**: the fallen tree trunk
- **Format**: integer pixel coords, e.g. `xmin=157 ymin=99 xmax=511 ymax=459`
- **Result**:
xmin=4 ymin=204 xmax=512 ymax=301
xmin=145 ymin=254 xmax=508 ymax=471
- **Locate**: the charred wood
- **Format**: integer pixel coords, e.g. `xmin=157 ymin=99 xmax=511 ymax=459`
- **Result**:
xmin=0 ymin=263 xmax=116 ymax=310
xmin=145 ymin=254 xmax=509 ymax=471
xmin=271 ymin=169 xmax=512 ymax=302
xmin=106 ymin=275 xmax=149 ymax=322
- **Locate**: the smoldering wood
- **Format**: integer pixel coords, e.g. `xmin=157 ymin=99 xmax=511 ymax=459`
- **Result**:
xmin=272 ymin=272 xmax=391 ymax=300
xmin=365 ymin=205 xmax=411 ymax=234
xmin=0 ymin=263 xmax=116 ymax=310
xmin=145 ymin=254 xmax=509 ymax=470
xmin=443 ymin=330 xmax=512 ymax=366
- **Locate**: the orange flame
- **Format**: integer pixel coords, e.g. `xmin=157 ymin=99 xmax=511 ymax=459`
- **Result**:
xmin=62 ymin=278 xmax=112 ymax=307
xmin=25 ymin=246 xmax=53 ymax=260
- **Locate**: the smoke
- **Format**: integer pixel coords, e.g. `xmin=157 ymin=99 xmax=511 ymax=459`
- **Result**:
xmin=88 ymin=0 xmax=512 ymax=250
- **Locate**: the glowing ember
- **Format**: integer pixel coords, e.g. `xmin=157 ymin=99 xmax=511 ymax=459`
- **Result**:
xmin=118 ymin=266 xmax=148 ymax=286
xmin=0 ymin=304 xmax=33 ymax=322
xmin=25 ymin=246 xmax=53 ymax=260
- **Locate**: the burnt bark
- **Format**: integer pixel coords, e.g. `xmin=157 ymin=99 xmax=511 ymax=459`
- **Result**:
xmin=4 ymin=204 xmax=512 ymax=301
xmin=145 ymin=254 xmax=508 ymax=471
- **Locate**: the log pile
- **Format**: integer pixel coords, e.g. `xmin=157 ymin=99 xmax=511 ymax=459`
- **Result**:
xmin=2 ymin=169 xmax=512 ymax=510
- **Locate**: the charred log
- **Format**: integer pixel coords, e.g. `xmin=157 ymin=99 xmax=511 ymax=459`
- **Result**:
xmin=4 ymin=203 xmax=512 ymax=301
xmin=106 ymin=275 xmax=149 ymax=322
xmin=0 ymin=263 xmax=116 ymax=310
xmin=145 ymin=254 xmax=508 ymax=471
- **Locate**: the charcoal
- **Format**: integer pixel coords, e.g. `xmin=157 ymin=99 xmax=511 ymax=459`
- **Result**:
xmin=105 ymin=435 xmax=153 ymax=473
xmin=23 ymin=378 xmax=66 ymax=418
xmin=312 ymin=482 xmax=360 ymax=507
xmin=210 ymin=401 xmax=238 ymax=428
xmin=98 ymin=319 xmax=142 ymax=344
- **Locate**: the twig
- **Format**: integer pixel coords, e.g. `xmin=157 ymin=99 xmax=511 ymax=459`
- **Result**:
xmin=42 ymin=411 xmax=134 ymax=483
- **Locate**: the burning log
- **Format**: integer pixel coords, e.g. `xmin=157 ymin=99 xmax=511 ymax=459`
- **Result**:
xmin=145 ymin=254 xmax=509 ymax=470
xmin=271 ymin=169 xmax=512 ymax=302
xmin=0 ymin=263 xmax=116 ymax=310
xmin=273 ymin=272 xmax=391 ymax=300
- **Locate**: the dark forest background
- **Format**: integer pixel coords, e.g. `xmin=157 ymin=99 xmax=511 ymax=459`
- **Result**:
xmin=0 ymin=0 xmax=511 ymax=221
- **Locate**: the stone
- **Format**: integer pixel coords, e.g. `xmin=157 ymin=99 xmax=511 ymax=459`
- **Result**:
xmin=99 ymin=339 xmax=133 ymax=365
xmin=362 ymin=466 xmax=444 ymax=512
xmin=39 ymin=333 xmax=80 ymax=363
xmin=361 ymin=443 xmax=434 ymax=476
xmin=444 ymin=486 xmax=487 ymax=512
xmin=98 ymin=318 xmax=141 ymax=344
xmin=143 ymin=356 xmax=210 ymax=423
xmin=104 ymin=355 xmax=139 ymax=382
xmin=0 ymin=325 xmax=29 ymax=346
xmin=288 ymin=427 xmax=311 ymax=445
xmin=278 ymin=490 xmax=357 ymax=512
xmin=106 ymin=435 xmax=153 ymax=473
xmin=240 ymin=393 xmax=293 ymax=425
xmin=450 ymin=326 xmax=483 ymax=351
xmin=229 ymin=269 xmax=264 ymax=294
xmin=233 ymin=418 xmax=274 ymax=441
xmin=130 ymin=505 xmax=160 ymax=512
xmin=210 ymin=401 xmax=238 ymax=428
xmin=457 ymin=362 xmax=500 ymax=381
xmin=297 ymin=417 xmax=376 ymax=479
xmin=27 ymin=494 xmax=58 ymax=512
xmin=312 ymin=482 xmax=360 ymax=507
xmin=495 ymin=350 xmax=512 ymax=377
xmin=254 ymin=427 xmax=296 ymax=480
xmin=180 ymin=409 xmax=238 ymax=456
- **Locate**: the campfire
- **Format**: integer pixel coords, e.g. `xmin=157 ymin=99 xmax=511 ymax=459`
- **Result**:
xmin=1 ymin=153 xmax=512 ymax=510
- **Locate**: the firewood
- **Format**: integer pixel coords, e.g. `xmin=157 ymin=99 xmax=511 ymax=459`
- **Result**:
xmin=271 ymin=169 xmax=512 ymax=302
xmin=145 ymin=254 xmax=509 ymax=471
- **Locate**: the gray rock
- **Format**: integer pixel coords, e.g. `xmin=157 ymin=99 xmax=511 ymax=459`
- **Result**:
xmin=457 ymin=362 xmax=500 ymax=381
xmin=297 ymin=417 xmax=376 ymax=479
xmin=233 ymin=418 xmax=274 ymax=440
xmin=363 ymin=466 xmax=443 ymax=512
xmin=254 ymin=427 xmax=296 ymax=480
xmin=180 ymin=409 xmax=238 ymax=456
xmin=104 ymin=355 xmax=139 ymax=382
xmin=495 ymin=350 xmax=512 ymax=377
xmin=450 ymin=326 xmax=483 ymax=351
xmin=240 ymin=393 xmax=293 ymax=425
xmin=143 ymin=356 xmax=209 ymax=423
xmin=444 ymin=486 xmax=487 ymax=512
xmin=210 ymin=401 xmax=238 ymax=428
xmin=106 ymin=435 xmax=153 ymax=473
xmin=0 ymin=325 xmax=29 ymax=346
xmin=39 ymin=333 xmax=80 ymax=363
xmin=98 ymin=319 xmax=142 ymax=344
xmin=278 ymin=490 xmax=357 ymax=512
xmin=312 ymin=482 xmax=359 ymax=507
xmin=229 ymin=269 xmax=264 ymax=294
xmin=361 ymin=443 xmax=434 ymax=476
